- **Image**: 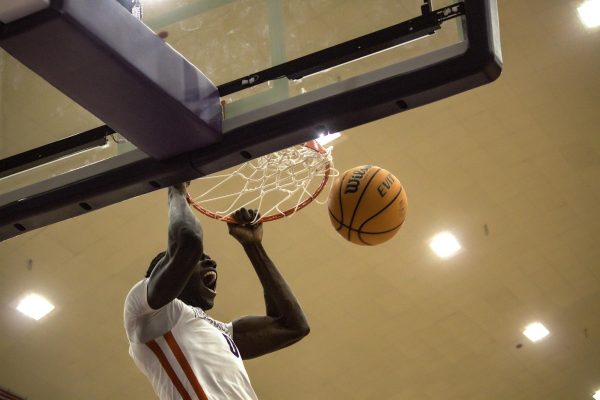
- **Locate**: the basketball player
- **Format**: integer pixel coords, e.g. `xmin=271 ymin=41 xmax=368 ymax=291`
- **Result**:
xmin=124 ymin=183 xmax=310 ymax=399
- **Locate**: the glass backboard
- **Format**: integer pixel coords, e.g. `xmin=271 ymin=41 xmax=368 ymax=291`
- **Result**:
xmin=0 ymin=0 xmax=501 ymax=241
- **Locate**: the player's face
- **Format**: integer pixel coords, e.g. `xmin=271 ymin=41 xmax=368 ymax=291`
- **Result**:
xmin=179 ymin=253 xmax=218 ymax=310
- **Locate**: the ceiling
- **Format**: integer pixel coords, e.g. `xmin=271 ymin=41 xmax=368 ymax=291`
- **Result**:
xmin=1 ymin=0 xmax=600 ymax=399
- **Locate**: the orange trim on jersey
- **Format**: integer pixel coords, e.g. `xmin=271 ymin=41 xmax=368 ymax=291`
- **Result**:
xmin=145 ymin=339 xmax=193 ymax=400
xmin=164 ymin=331 xmax=209 ymax=400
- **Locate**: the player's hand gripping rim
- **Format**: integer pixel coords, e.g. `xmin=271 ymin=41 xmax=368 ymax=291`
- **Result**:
xmin=228 ymin=208 xmax=263 ymax=245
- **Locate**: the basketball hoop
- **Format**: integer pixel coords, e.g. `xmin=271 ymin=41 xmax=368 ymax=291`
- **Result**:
xmin=186 ymin=140 xmax=337 ymax=224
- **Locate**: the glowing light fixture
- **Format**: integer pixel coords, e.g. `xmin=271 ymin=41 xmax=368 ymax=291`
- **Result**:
xmin=429 ymin=231 xmax=461 ymax=258
xmin=523 ymin=322 xmax=550 ymax=342
xmin=578 ymin=0 xmax=600 ymax=28
xmin=593 ymin=389 xmax=600 ymax=400
xmin=316 ymin=132 xmax=342 ymax=146
xmin=16 ymin=293 xmax=55 ymax=320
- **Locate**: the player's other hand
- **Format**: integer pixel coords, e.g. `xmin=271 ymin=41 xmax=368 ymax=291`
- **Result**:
xmin=228 ymin=208 xmax=263 ymax=245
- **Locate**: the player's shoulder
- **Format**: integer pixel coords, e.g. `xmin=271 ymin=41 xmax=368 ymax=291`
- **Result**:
xmin=125 ymin=278 xmax=147 ymax=303
xmin=124 ymin=278 xmax=154 ymax=318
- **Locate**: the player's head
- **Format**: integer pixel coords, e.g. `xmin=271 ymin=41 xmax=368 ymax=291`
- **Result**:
xmin=179 ymin=253 xmax=218 ymax=310
xmin=146 ymin=251 xmax=218 ymax=310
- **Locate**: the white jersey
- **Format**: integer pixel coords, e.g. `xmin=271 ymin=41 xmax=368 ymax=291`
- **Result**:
xmin=124 ymin=279 xmax=258 ymax=400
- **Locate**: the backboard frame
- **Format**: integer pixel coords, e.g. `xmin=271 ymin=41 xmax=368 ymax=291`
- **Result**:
xmin=0 ymin=0 xmax=502 ymax=241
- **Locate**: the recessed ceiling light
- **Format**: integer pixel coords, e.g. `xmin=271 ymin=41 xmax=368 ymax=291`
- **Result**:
xmin=429 ymin=231 xmax=461 ymax=258
xmin=16 ymin=293 xmax=55 ymax=320
xmin=593 ymin=389 xmax=600 ymax=400
xmin=578 ymin=0 xmax=600 ymax=28
xmin=523 ymin=322 xmax=550 ymax=342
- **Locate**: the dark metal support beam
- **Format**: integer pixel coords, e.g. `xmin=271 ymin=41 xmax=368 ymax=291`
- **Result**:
xmin=218 ymin=2 xmax=466 ymax=96
xmin=0 ymin=126 xmax=113 ymax=179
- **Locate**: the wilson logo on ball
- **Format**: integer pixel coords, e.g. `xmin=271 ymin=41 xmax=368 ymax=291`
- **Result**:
xmin=344 ymin=165 xmax=371 ymax=194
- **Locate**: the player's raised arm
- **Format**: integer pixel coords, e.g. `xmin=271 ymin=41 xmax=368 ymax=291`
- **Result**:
xmin=228 ymin=208 xmax=310 ymax=359
xmin=146 ymin=183 xmax=204 ymax=309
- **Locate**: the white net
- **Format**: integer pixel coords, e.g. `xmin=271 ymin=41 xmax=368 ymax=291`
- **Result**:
xmin=132 ymin=1 xmax=143 ymax=21
xmin=187 ymin=141 xmax=338 ymax=223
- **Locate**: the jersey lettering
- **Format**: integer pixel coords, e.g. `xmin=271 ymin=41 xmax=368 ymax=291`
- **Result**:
xmin=222 ymin=333 xmax=240 ymax=358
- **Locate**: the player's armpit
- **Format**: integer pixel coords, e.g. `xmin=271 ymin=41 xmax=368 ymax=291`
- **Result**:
xmin=231 ymin=315 xmax=309 ymax=360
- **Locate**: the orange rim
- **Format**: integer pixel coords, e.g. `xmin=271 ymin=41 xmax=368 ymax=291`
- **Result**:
xmin=186 ymin=140 xmax=331 ymax=224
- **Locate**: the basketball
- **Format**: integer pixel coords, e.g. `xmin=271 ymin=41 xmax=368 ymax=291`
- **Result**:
xmin=327 ymin=165 xmax=407 ymax=245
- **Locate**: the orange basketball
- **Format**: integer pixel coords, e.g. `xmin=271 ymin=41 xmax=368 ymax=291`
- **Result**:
xmin=327 ymin=165 xmax=407 ymax=245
